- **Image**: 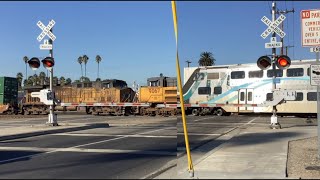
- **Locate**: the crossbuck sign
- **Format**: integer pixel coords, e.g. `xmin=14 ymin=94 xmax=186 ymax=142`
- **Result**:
xmin=37 ymin=20 xmax=56 ymax=42
xmin=261 ymin=14 xmax=286 ymax=39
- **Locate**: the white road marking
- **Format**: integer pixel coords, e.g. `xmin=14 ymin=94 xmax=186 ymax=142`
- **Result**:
xmin=177 ymin=122 xmax=257 ymax=125
xmin=0 ymin=126 xmax=174 ymax=164
xmin=177 ymin=133 xmax=221 ymax=136
xmin=52 ymin=133 xmax=176 ymax=138
xmin=0 ymin=147 xmax=175 ymax=156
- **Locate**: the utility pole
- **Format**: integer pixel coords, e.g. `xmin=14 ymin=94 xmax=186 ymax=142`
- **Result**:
xmin=285 ymin=45 xmax=294 ymax=56
xmin=276 ymin=9 xmax=295 ymax=55
xmin=186 ymin=60 xmax=192 ymax=67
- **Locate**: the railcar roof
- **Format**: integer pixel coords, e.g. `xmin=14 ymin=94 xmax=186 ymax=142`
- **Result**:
xmin=186 ymin=59 xmax=317 ymax=70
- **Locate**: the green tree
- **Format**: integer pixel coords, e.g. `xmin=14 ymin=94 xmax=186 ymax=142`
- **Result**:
xmin=27 ymin=76 xmax=34 ymax=86
xmin=39 ymin=71 xmax=46 ymax=85
xmin=32 ymin=74 xmax=39 ymax=85
xmin=95 ymin=55 xmax=102 ymax=79
xmin=82 ymin=55 xmax=89 ymax=77
xmin=198 ymin=52 xmax=216 ymax=66
xmin=23 ymin=79 xmax=28 ymax=87
xmin=53 ymin=76 xmax=58 ymax=85
xmin=78 ymin=56 xmax=83 ymax=79
xmin=66 ymin=78 xmax=72 ymax=85
xmin=60 ymin=76 xmax=66 ymax=86
xmin=83 ymin=77 xmax=90 ymax=82
xmin=96 ymin=78 xmax=101 ymax=82
xmin=16 ymin=72 xmax=23 ymax=89
xmin=23 ymin=56 xmax=29 ymax=80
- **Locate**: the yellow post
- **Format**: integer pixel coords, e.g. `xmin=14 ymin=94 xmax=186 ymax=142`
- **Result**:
xmin=171 ymin=1 xmax=194 ymax=177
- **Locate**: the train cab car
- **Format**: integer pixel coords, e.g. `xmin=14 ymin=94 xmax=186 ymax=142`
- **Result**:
xmin=147 ymin=73 xmax=177 ymax=87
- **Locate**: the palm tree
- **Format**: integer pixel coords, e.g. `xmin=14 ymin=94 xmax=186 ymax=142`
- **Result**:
xmin=23 ymin=56 xmax=29 ymax=80
xmin=78 ymin=56 xmax=83 ymax=79
xmin=39 ymin=71 xmax=46 ymax=85
xmin=60 ymin=76 xmax=66 ymax=86
xmin=82 ymin=55 xmax=89 ymax=77
xmin=198 ymin=52 xmax=216 ymax=66
xmin=95 ymin=55 xmax=102 ymax=79
xmin=16 ymin=72 xmax=23 ymax=89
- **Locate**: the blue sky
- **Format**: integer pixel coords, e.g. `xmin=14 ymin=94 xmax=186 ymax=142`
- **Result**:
xmin=0 ymin=1 xmax=319 ymax=86
xmin=0 ymin=1 xmax=175 ymax=86
xmin=177 ymin=1 xmax=319 ymax=67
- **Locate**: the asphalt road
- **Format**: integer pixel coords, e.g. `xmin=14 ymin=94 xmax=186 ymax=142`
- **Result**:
xmin=177 ymin=114 xmax=317 ymax=156
xmin=0 ymin=114 xmax=176 ymax=179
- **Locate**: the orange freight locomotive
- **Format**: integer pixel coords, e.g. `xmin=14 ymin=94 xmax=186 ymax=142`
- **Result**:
xmin=17 ymin=75 xmax=178 ymax=116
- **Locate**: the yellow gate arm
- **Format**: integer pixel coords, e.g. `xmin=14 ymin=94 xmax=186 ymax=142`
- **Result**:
xmin=171 ymin=1 xmax=194 ymax=177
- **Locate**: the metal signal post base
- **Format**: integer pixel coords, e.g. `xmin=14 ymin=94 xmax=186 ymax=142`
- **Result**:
xmin=270 ymin=114 xmax=281 ymax=129
xmin=46 ymin=113 xmax=58 ymax=126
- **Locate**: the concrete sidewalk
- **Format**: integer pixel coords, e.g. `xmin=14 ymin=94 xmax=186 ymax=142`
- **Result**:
xmin=157 ymin=124 xmax=317 ymax=179
xmin=0 ymin=122 xmax=109 ymax=141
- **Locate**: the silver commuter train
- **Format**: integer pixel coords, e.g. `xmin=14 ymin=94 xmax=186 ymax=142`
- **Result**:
xmin=182 ymin=59 xmax=317 ymax=116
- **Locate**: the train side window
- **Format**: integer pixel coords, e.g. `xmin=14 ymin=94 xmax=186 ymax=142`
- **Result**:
xmin=102 ymin=83 xmax=110 ymax=88
xmin=249 ymin=70 xmax=263 ymax=78
xmin=295 ymin=92 xmax=303 ymax=101
xmin=240 ymin=92 xmax=245 ymax=101
xmin=248 ymin=92 xmax=252 ymax=101
xmin=266 ymin=93 xmax=273 ymax=101
xmin=214 ymin=86 xmax=222 ymax=94
xmin=207 ymin=73 xmax=219 ymax=80
xmin=287 ymin=68 xmax=304 ymax=77
xmin=84 ymin=83 xmax=92 ymax=88
xmin=227 ymin=75 xmax=230 ymax=86
xmin=231 ymin=71 xmax=245 ymax=79
xmin=307 ymin=92 xmax=317 ymax=101
xmin=149 ymin=81 xmax=158 ymax=87
xmin=198 ymin=87 xmax=211 ymax=95
xmin=307 ymin=68 xmax=310 ymax=76
xmin=267 ymin=69 xmax=283 ymax=77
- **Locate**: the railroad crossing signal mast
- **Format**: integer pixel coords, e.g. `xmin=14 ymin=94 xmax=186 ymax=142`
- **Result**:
xmin=28 ymin=19 xmax=58 ymax=126
xmin=257 ymin=1 xmax=291 ymax=129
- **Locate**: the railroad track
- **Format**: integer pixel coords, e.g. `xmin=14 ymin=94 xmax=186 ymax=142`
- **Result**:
xmin=0 ymin=114 xmax=47 ymax=119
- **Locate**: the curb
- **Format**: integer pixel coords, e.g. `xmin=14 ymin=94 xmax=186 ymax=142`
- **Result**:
xmin=0 ymin=123 xmax=110 ymax=141
xmin=142 ymin=159 xmax=177 ymax=179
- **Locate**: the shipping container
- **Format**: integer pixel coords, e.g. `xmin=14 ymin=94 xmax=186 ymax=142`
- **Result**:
xmin=0 ymin=77 xmax=18 ymax=105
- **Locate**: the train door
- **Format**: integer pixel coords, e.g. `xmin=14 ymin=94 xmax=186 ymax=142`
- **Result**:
xmin=238 ymin=89 xmax=254 ymax=112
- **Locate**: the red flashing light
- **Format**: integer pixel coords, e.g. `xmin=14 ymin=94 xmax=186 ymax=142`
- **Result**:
xmin=41 ymin=57 xmax=55 ymax=69
xmin=278 ymin=58 xmax=288 ymax=67
xmin=275 ymin=55 xmax=291 ymax=69
xmin=44 ymin=61 xmax=53 ymax=67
